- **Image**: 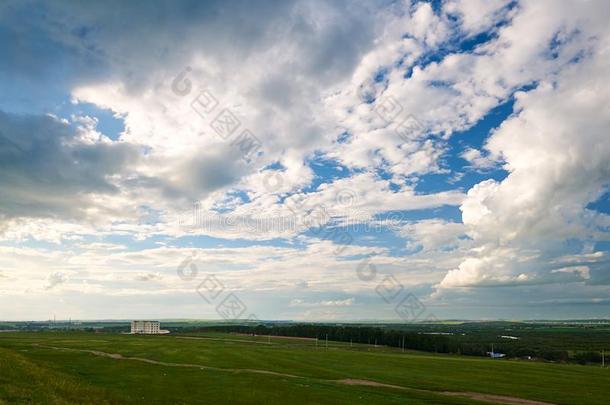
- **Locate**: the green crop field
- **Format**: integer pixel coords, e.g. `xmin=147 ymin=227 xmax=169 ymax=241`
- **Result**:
xmin=1 ymin=331 xmax=609 ymax=404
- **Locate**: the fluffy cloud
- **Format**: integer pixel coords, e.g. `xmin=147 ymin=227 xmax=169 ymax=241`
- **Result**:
xmin=440 ymin=7 xmax=610 ymax=288
xmin=444 ymin=0 xmax=514 ymax=34
xmin=290 ymin=298 xmax=355 ymax=307
xmin=402 ymin=219 xmax=466 ymax=252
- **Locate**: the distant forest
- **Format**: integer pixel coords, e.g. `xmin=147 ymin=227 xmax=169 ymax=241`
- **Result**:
xmin=193 ymin=323 xmax=609 ymax=365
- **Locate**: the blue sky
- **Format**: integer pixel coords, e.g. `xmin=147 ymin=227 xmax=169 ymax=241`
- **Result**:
xmin=0 ymin=0 xmax=609 ymax=321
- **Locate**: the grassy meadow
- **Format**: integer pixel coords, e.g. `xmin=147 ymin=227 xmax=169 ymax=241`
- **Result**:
xmin=0 ymin=331 xmax=609 ymax=404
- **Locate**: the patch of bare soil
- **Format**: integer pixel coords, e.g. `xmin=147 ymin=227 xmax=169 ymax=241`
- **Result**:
xmin=442 ymin=391 xmax=555 ymax=405
xmin=336 ymin=379 xmax=555 ymax=405
xmin=335 ymin=379 xmax=408 ymax=390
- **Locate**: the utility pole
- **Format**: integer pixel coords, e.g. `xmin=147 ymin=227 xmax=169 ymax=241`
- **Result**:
xmin=603 ymin=349 xmax=605 ymax=368
xmin=325 ymin=334 xmax=328 ymax=350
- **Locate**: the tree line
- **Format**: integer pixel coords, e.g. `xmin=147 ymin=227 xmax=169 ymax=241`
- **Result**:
xmin=190 ymin=323 xmax=607 ymax=364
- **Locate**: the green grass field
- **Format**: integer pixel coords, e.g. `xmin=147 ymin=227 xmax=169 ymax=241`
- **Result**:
xmin=1 ymin=331 xmax=609 ymax=404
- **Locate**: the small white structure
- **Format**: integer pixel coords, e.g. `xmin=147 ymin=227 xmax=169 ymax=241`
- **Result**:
xmin=499 ymin=335 xmax=520 ymax=340
xmin=130 ymin=320 xmax=168 ymax=334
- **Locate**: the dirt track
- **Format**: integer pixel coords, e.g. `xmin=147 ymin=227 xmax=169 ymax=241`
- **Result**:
xmin=33 ymin=344 xmax=556 ymax=405
xmin=337 ymin=379 xmax=554 ymax=405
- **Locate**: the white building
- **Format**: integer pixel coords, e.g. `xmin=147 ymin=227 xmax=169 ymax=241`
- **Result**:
xmin=130 ymin=320 xmax=164 ymax=334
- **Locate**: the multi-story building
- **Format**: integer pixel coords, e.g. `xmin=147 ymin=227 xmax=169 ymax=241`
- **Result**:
xmin=130 ymin=320 xmax=161 ymax=334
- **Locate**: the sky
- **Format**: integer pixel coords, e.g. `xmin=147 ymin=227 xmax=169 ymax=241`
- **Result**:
xmin=0 ymin=0 xmax=609 ymax=321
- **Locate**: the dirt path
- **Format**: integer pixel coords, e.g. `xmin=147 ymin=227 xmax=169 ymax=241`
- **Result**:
xmin=337 ymin=380 xmax=554 ymax=405
xmin=336 ymin=378 xmax=411 ymax=390
xmin=233 ymin=333 xmax=317 ymax=341
xmin=33 ymin=344 xmax=301 ymax=378
xmin=442 ymin=391 xmax=555 ymax=405
xmin=175 ymin=336 xmax=273 ymax=345
xmin=32 ymin=344 xmax=555 ymax=405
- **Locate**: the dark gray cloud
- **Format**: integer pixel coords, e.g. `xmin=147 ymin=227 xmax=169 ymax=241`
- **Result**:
xmin=0 ymin=110 xmax=139 ymax=222
xmin=0 ymin=0 xmax=379 ymax=108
